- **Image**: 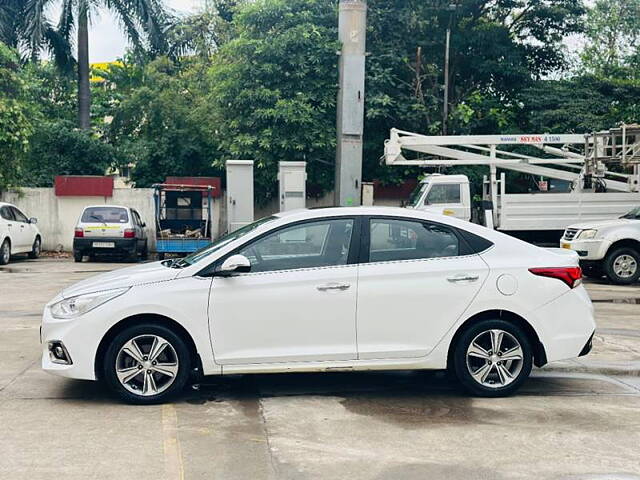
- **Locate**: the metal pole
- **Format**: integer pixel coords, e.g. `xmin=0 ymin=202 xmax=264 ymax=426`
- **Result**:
xmin=335 ymin=0 xmax=367 ymax=207
xmin=443 ymin=27 xmax=451 ymax=135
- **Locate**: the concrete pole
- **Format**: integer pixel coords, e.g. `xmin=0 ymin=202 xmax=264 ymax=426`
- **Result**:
xmin=335 ymin=0 xmax=367 ymax=207
xmin=442 ymin=27 xmax=451 ymax=135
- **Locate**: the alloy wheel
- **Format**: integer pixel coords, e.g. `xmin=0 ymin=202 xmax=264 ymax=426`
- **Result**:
xmin=613 ymin=254 xmax=638 ymax=279
xmin=115 ymin=334 xmax=179 ymax=396
xmin=465 ymin=329 xmax=524 ymax=388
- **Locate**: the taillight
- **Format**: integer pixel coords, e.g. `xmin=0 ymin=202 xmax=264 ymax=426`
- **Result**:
xmin=529 ymin=266 xmax=582 ymax=288
xmin=123 ymin=228 xmax=135 ymax=238
xmin=74 ymin=228 xmax=84 ymax=238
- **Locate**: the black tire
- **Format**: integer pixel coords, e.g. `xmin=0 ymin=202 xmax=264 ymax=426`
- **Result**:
xmin=103 ymin=323 xmax=191 ymax=405
xmin=126 ymin=245 xmax=138 ymax=262
xmin=28 ymin=237 xmax=41 ymax=259
xmin=604 ymin=247 xmax=640 ymax=285
xmin=453 ymin=319 xmax=533 ymax=397
xmin=0 ymin=239 xmax=10 ymax=265
xmin=140 ymin=242 xmax=149 ymax=261
xmin=73 ymin=251 xmax=83 ymax=263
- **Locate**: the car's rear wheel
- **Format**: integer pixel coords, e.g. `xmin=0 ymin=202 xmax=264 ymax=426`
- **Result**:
xmin=73 ymin=251 xmax=83 ymax=263
xmin=453 ymin=319 xmax=533 ymax=397
xmin=604 ymin=247 xmax=640 ymax=285
xmin=28 ymin=237 xmax=41 ymax=259
xmin=103 ymin=324 xmax=191 ymax=404
xmin=141 ymin=242 xmax=149 ymax=261
xmin=0 ymin=239 xmax=10 ymax=265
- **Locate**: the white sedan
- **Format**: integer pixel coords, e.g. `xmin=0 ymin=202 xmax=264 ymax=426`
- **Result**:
xmin=0 ymin=202 xmax=42 ymax=265
xmin=41 ymin=207 xmax=595 ymax=404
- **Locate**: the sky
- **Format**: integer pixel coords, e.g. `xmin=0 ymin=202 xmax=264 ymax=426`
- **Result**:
xmin=50 ymin=0 xmax=204 ymax=63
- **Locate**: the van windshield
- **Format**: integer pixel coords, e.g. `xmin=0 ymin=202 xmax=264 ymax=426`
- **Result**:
xmin=408 ymin=183 xmax=429 ymax=207
xmin=81 ymin=207 xmax=129 ymax=223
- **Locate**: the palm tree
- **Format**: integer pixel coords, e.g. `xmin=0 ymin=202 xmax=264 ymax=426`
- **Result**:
xmin=0 ymin=0 xmax=73 ymax=71
xmin=23 ymin=0 xmax=169 ymax=129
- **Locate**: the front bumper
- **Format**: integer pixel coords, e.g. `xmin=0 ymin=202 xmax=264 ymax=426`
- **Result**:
xmin=73 ymin=237 xmax=137 ymax=254
xmin=40 ymin=305 xmax=101 ymax=380
xmin=559 ymin=238 xmax=610 ymax=261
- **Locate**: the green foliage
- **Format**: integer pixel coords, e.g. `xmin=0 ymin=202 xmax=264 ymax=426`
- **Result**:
xmin=21 ymin=120 xmax=117 ymax=186
xmin=581 ymin=0 xmax=640 ymax=79
xmin=107 ymin=57 xmax=220 ymax=186
xmin=205 ymin=0 xmax=339 ymax=201
xmin=0 ymin=43 xmax=32 ymax=190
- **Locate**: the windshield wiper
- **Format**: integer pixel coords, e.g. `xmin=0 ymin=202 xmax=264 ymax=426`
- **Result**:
xmin=89 ymin=215 xmax=107 ymax=226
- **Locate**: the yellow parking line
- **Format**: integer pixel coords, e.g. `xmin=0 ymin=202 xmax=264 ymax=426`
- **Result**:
xmin=162 ymin=404 xmax=185 ymax=480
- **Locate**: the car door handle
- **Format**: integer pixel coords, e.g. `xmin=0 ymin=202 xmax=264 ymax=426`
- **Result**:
xmin=447 ymin=274 xmax=479 ymax=283
xmin=317 ymin=282 xmax=351 ymax=292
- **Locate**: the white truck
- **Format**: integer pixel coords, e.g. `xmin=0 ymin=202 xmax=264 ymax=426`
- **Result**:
xmin=559 ymin=206 xmax=640 ymax=284
xmin=387 ymin=126 xmax=640 ymax=242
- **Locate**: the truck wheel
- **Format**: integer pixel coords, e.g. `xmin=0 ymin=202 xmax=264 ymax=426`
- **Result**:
xmin=604 ymin=247 xmax=640 ymax=285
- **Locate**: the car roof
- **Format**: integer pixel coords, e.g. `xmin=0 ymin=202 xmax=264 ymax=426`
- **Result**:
xmin=81 ymin=205 xmax=131 ymax=210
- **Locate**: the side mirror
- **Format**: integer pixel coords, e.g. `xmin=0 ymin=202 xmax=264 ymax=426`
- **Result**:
xmin=29 ymin=217 xmax=38 ymax=224
xmin=141 ymin=222 xmax=146 ymax=228
xmin=217 ymin=254 xmax=251 ymax=276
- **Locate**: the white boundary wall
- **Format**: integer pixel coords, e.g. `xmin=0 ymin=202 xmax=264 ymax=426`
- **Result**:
xmin=1 ymin=187 xmax=396 ymax=252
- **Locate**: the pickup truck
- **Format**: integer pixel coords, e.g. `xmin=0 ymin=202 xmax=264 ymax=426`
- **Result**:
xmin=560 ymin=206 xmax=640 ymax=284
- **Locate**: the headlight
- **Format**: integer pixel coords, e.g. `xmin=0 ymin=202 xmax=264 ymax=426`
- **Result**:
xmin=577 ymin=229 xmax=598 ymax=240
xmin=50 ymin=287 xmax=130 ymax=319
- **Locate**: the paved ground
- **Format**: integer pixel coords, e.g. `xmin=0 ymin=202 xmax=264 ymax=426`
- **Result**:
xmin=1 ymin=257 xmax=640 ymax=480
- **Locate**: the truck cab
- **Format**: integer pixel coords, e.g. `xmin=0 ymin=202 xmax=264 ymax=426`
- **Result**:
xmin=408 ymin=174 xmax=471 ymax=222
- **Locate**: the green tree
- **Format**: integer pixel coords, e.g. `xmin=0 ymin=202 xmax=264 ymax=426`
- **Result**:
xmin=24 ymin=0 xmax=169 ymax=129
xmin=205 ymin=0 xmax=339 ymax=202
xmin=107 ymin=57 xmax=219 ymax=186
xmin=21 ymin=120 xmax=117 ymax=186
xmin=581 ymin=0 xmax=640 ymax=78
xmin=0 ymin=43 xmax=32 ymax=190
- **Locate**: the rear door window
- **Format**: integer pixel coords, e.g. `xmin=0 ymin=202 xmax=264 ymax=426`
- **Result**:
xmin=368 ymin=218 xmax=460 ymax=263
xmin=81 ymin=207 xmax=129 ymax=224
xmin=0 ymin=207 xmax=15 ymax=221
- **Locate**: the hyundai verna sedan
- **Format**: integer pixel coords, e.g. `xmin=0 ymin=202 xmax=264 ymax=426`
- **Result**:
xmin=41 ymin=207 xmax=595 ymax=404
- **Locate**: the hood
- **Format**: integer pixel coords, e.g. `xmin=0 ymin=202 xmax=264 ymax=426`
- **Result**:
xmin=62 ymin=261 xmax=180 ymax=298
xmin=567 ymin=218 xmax=633 ymax=230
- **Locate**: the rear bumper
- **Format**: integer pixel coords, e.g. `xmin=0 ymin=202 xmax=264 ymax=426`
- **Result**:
xmin=73 ymin=237 xmax=137 ymax=254
xmin=528 ymin=286 xmax=596 ymax=363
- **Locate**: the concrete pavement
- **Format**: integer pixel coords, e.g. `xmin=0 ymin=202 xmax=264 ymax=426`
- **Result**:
xmin=1 ymin=258 xmax=639 ymax=480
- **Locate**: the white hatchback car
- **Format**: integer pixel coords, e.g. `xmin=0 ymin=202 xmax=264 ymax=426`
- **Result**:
xmin=41 ymin=207 xmax=595 ymax=404
xmin=0 ymin=202 xmax=42 ymax=265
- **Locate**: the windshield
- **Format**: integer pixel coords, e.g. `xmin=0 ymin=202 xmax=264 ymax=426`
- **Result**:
xmin=171 ymin=216 xmax=277 ymax=267
xmin=408 ymin=182 xmax=428 ymax=207
xmin=621 ymin=206 xmax=640 ymax=220
xmin=81 ymin=207 xmax=128 ymax=223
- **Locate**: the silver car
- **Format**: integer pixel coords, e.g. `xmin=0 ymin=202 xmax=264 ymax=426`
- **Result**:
xmin=73 ymin=205 xmax=148 ymax=262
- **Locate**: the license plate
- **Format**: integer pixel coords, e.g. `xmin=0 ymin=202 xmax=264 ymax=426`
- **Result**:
xmin=561 ymin=243 xmax=570 ymax=249
xmin=93 ymin=242 xmax=115 ymax=248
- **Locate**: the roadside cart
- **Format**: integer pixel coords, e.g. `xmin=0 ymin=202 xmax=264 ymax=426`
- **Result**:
xmin=153 ymin=183 xmax=216 ymax=259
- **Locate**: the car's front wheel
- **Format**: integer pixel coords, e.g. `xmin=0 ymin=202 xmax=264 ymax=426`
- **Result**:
xmin=0 ymin=239 xmax=10 ymax=265
xmin=453 ymin=319 xmax=533 ymax=397
xmin=28 ymin=237 xmax=41 ymax=259
xmin=103 ymin=324 xmax=191 ymax=404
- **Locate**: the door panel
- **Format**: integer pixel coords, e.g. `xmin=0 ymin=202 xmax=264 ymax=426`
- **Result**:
xmin=10 ymin=207 xmax=32 ymax=252
xmin=356 ymin=217 xmax=489 ymax=359
xmin=209 ymin=266 xmax=358 ymax=364
xmin=208 ymin=217 xmax=358 ymax=365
